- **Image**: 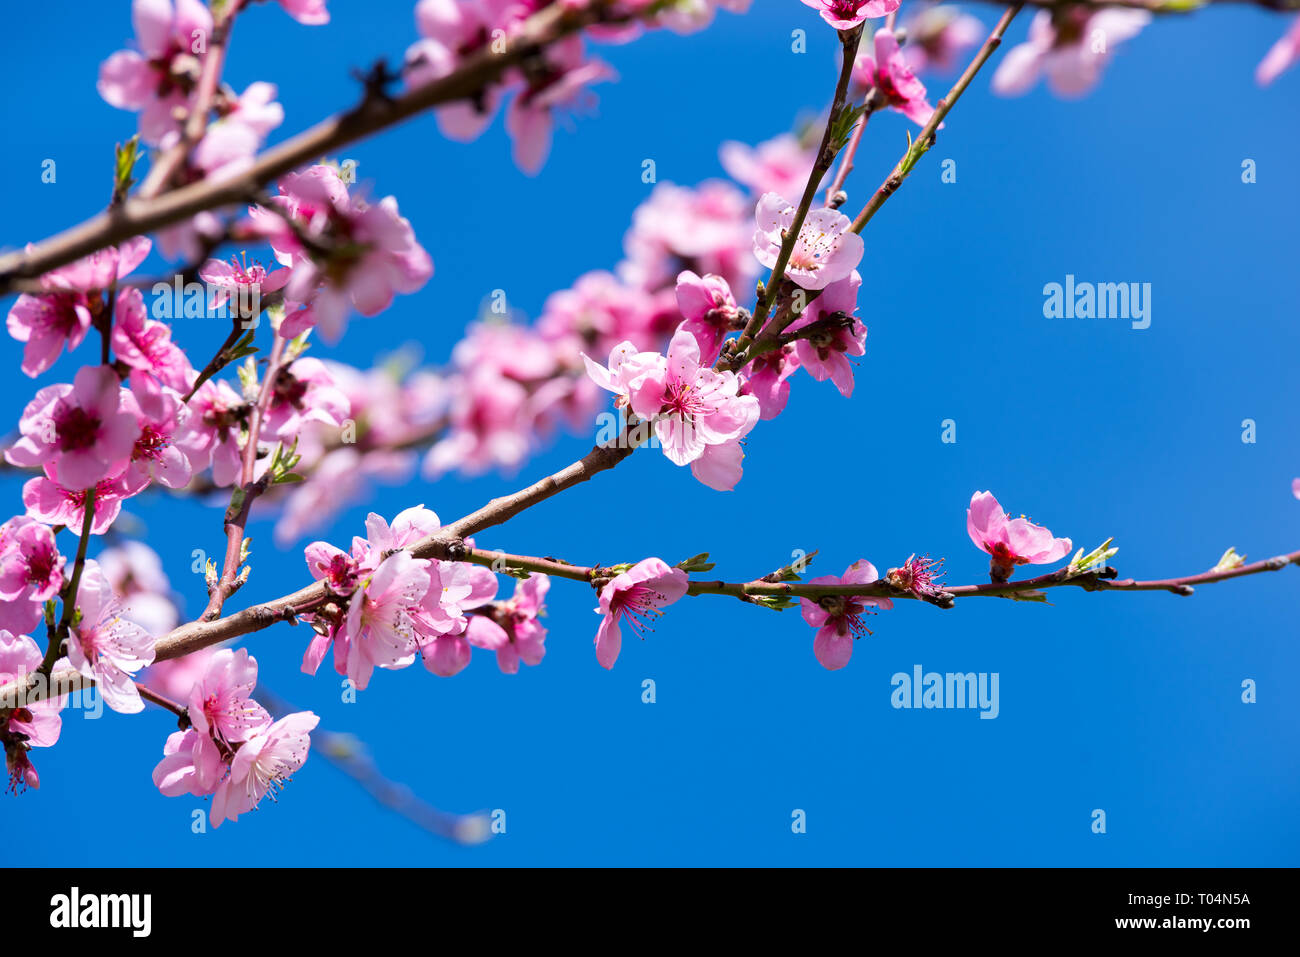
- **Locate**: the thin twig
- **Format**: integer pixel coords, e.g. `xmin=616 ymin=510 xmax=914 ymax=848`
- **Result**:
xmin=0 ymin=0 xmax=639 ymax=295
xmin=851 ymin=4 xmax=1022 ymax=235
xmin=200 ymin=331 xmax=289 ymax=620
xmin=722 ymin=23 xmax=864 ymax=369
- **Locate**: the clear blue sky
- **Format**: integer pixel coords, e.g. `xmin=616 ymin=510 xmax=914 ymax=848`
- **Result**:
xmin=2 ymin=1 xmax=1298 ymax=865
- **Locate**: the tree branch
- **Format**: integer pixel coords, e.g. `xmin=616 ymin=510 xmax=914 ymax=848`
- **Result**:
xmin=723 ymin=23 xmax=864 ymax=370
xmin=851 ymin=4 xmax=1022 ymax=235
xmin=0 ymin=0 xmax=634 ymax=295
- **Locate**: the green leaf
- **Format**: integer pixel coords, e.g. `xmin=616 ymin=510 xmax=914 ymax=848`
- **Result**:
xmin=675 ymin=552 xmax=716 ymax=573
xmin=114 ymin=135 xmax=141 ymax=196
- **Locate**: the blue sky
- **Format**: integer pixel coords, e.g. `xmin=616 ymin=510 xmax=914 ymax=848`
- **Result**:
xmin=2 ymin=1 xmax=1298 ymax=866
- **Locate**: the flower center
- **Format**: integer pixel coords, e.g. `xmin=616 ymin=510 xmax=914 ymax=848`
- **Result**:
xmin=54 ymin=403 xmax=100 ymax=452
xmin=820 ymin=595 xmax=877 ymax=638
xmin=26 ymin=544 xmax=57 ymax=586
xmin=662 ymin=381 xmax=706 ymax=419
xmin=132 ymin=424 xmax=169 ymax=462
xmin=612 ymin=585 xmax=668 ymax=639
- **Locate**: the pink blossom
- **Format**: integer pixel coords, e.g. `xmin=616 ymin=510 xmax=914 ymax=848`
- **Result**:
xmin=209 ymin=711 xmax=319 ymax=827
xmin=151 ymin=728 xmax=215 ymax=798
xmin=186 ymin=648 xmax=272 ymax=791
xmin=6 ymin=292 xmax=95 ymax=378
xmin=177 ymin=378 xmax=245 ymax=487
xmin=41 ymin=238 xmax=152 ymax=295
xmin=6 ymin=365 xmax=139 ymax=490
xmin=853 ymin=27 xmax=939 ymax=127
xmin=151 ymin=648 xmax=295 ymax=809
xmin=22 ymin=470 xmax=132 ymax=536
xmin=538 ymin=270 xmax=678 ymax=359
xmin=416 ymin=627 xmax=472 ymax=677
xmin=800 ymin=0 xmax=899 ymax=31
xmin=0 ymin=516 xmax=65 ymax=605
xmin=0 ymin=594 xmax=42 ymax=643
xmin=0 ymin=630 xmax=64 ymax=794
xmin=144 ymin=647 xmax=215 ymax=703
xmin=192 ymin=82 xmax=285 ymax=181
xmin=121 ymin=371 xmax=197 ymax=491
xmin=903 ymin=6 xmax=985 ymax=74
xmin=595 ymin=329 xmax=760 ymax=490
xmin=156 ymin=211 xmax=225 ymax=264
xmin=199 ymin=252 xmax=290 ymax=305
xmin=112 ymin=287 xmax=193 ymax=392
xmin=885 ymin=554 xmax=946 ymax=599
xmin=263 ymin=357 xmax=350 ymax=439
xmin=304 ymin=541 xmax=363 ymax=597
xmin=275 ymin=0 xmax=329 ymax=25
xmin=65 ymin=561 xmax=156 ymax=714
xmin=423 ymin=368 xmax=534 ymax=478
xmin=466 ymin=574 xmax=549 ymax=674
xmin=799 ymin=560 xmax=893 ymax=670
xmin=1257 ymin=16 xmax=1300 ymax=86
xmin=359 ymin=505 xmax=442 ymax=567
xmin=341 ymin=551 xmax=430 ymax=689
xmin=675 ymin=270 xmax=741 ymax=365
xmin=97 ymin=0 xmax=214 ymax=146
xmin=621 ymin=181 xmax=755 ymax=293
xmin=98 ymin=541 xmax=180 ymax=638
xmin=413 ymin=560 xmax=487 ymax=677
xmin=1293 ymin=478 xmax=1300 ymax=500
xmin=740 ymin=343 xmax=800 ymax=420
xmin=256 ymin=166 xmax=433 ymax=341
xmin=453 ymin=320 xmax=560 ymax=382
xmin=966 ymin=490 xmax=1072 ymax=582
xmin=992 ymin=9 xmax=1150 ymax=98
xmin=405 ymin=0 xmax=509 ymax=142
xmin=505 ymin=37 xmax=615 ymax=174
xmin=784 ymin=271 xmax=866 ymax=397
xmin=752 ymin=192 xmax=864 ymax=291
xmin=719 ymin=134 xmax=819 ymax=202
xmin=593 ymin=558 xmax=688 ymax=669
xmin=6 ymin=238 xmax=151 ymax=378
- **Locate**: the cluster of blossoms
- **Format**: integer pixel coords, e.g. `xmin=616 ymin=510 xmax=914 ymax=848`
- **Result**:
xmin=791 ymin=490 xmax=1070 ymax=670
xmin=151 ymin=648 xmax=318 ymax=826
xmin=801 ymin=0 xmax=901 ymax=32
xmin=264 ymin=157 xmax=782 ymax=537
xmin=299 ymin=506 xmax=550 ymax=686
xmin=9 ymin=547 xmax=156 ymax=710
xmin=284 ymin=485 xmax=1070 ymax=680
xmin=248 ymin=165 xmax=433 ymax=342
xmin=574 ymin=182 xmax=872 ymax=487
xmin=803 ymin=2 xmax=1299 ymax=95
xmin=403 ymin=0 xmax=752 ymax=174
xmin=1 ymin=0 xmax=1294 ymax=831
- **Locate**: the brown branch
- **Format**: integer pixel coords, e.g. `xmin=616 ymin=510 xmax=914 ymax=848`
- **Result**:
xmin=0 ymin=415 xmax=650 ymax=707
xmin=0 ymin=0 xmax=633 ymax=296
xmin=722 ymin=23 xmax=864 ymax=370
xmin=851 ymin=4 xmax=1022 ymax=235
xmin=200 ymin=331 xmax=289 ymax=620
xmin=971 ymin=0 xmax=1297 ymax=10
xmin=136 ymin=684 xmax=191 ymax=727
xmin=136 ymin=1 xmax=239 ymax=199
